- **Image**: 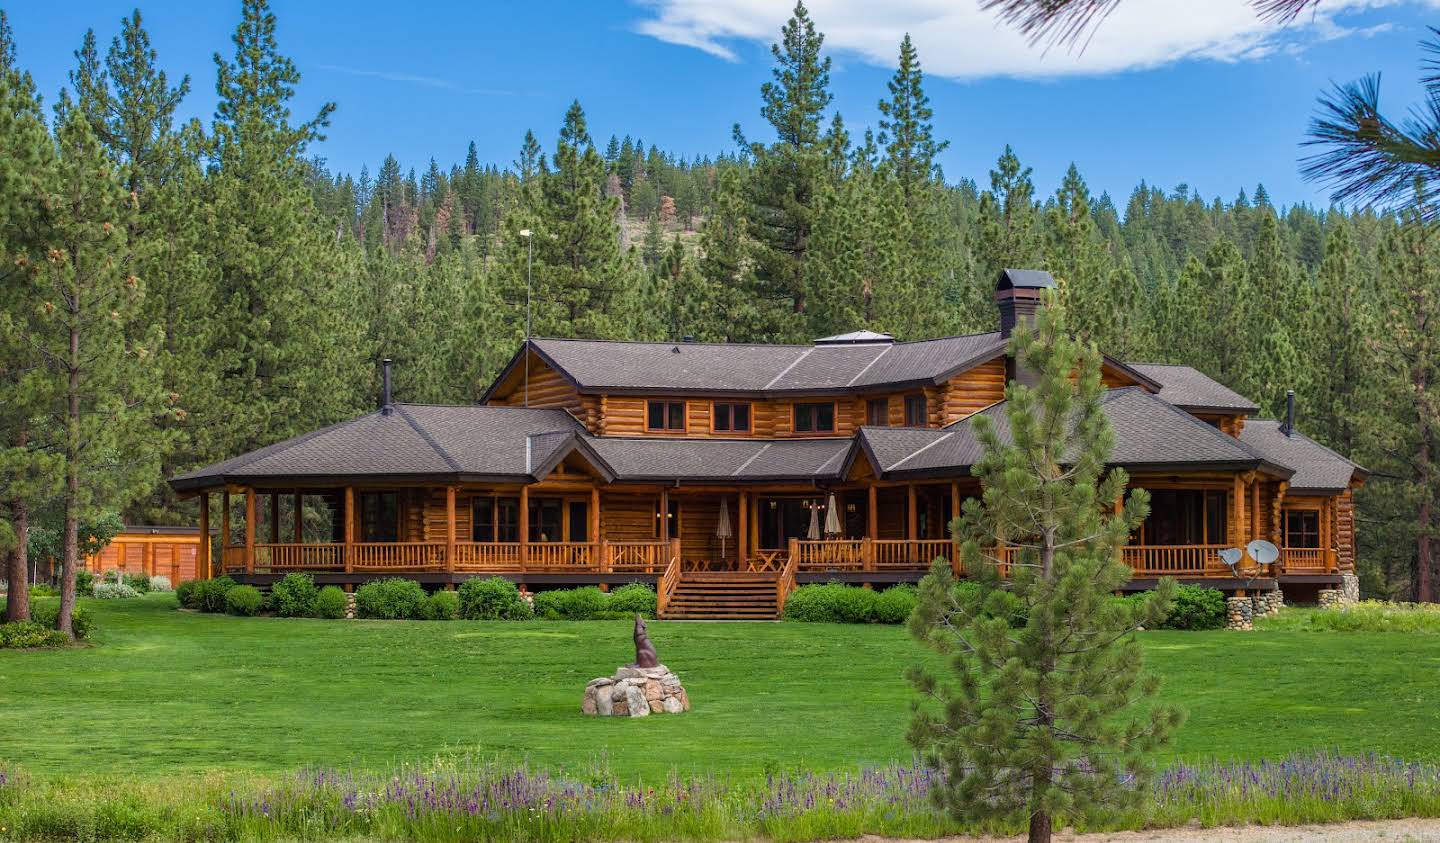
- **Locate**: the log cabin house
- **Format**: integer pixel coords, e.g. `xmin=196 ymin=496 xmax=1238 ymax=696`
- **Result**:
xmin=86 ymin=526 xmax=205 ymax=585
xmin=168 ymin=270 xmax=1365 ymax=618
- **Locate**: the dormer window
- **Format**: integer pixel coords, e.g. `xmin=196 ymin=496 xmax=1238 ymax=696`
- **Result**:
xmin=646 ymin=400 xmax=686 ymax=432
xmin=713 ymin=401 xmax=751 ymax=433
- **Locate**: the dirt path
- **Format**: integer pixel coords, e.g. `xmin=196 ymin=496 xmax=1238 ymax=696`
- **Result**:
xmin=858 ymin=818 xmax=1440 ymax=842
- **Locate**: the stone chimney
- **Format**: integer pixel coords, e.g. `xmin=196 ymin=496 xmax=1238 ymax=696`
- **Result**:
xmin=996 ymin=268 xmax=1056 ymax=338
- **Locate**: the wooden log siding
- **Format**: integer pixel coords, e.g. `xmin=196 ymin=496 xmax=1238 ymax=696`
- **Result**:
xmin=940 ymin=357 xmax=1007 ymax=425
xmin=1336 ymin=489 xmax=1356 ymax=571
xmin=601 ymin=492 xmax=659 ymax=542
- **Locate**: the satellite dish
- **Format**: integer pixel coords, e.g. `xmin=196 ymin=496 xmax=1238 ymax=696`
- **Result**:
xmin=1218 ymin=547 xmax=1244 ymax=567
xmin=1247 ymin=539 xmax=1279 ymax=566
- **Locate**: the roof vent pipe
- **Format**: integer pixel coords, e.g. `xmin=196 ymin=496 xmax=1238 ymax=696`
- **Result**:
xmin=381 ymin=357 xmax=394 ymax=415
xmin=1281 ymin=389 xmax=1295 ymax=437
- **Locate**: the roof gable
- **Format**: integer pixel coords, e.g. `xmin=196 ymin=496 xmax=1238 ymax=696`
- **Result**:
xmin=1238 ymin=420 xmax=1366 ymax=494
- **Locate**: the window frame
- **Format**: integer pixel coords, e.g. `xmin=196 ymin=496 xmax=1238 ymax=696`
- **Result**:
xmin=866 ymin=397 xmax=889 ymax=427
xmin=359 ymin=491 xmax=400 ymax=543
xmin=711 ymin=400 xmax=752 ymax=434
xmin=1285 ymin=509 xmax=1321 ymax=549
xmin=645 ymin=399 xmax=687 ymax=432
xmin=792 ymin=401 xmax=837 ymax=434
xmin=903 ymin=394 xmax=927 ymax=427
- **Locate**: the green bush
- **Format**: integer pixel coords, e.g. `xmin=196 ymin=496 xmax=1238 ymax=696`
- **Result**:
xmin=313 ymin=586 xmax=347 ymax=619
xmin=783 ymin=583 xmax=878 ymax=623
xmin=271 ymin=573 xmax=319 ymax=618
xmin=28 ymin=583 xmax=59 ymax=598
xmin=93 ymin=582 xmax=140 ymax=599
xmin=195 ymin=577 xmax=236 ymax=613
xmin=30 ymin=603 xmax=94 ymax=640
xmin=457 ymin=577 xmax=531 ymax=620
xmin=123 ymin=573 xmax=152 ymax=593
xmin=424 ymin=590 xmax=460 ymax=620
xmin=1276 ymin=601 xmax=1440 ymax=633
xmin=354 ymin=578 xmax=427 ymax=620
xmin=75 ymin=569 xmax=94 ymax=596
xmin=606 ymin=583 xmax=657 ymax=617
xmin=147 ymin=575 xmax=173 ymax=593
xmin=175 ymin=579 xmax=198 ymax=609
xmin=1156 ymin=584 xmax=1226 ymax=630
xmin=534 ymin=586 xmax=607 ymax=620
xmin=873 ymin=584 xmax=918 ymax=624
xmin=0 ymin=621 xmax=68 ymax=649
xmin=225 ymin=585 xmax=264 ymax=616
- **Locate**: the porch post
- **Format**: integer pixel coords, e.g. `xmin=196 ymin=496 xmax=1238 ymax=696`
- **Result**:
xmin=950 ymin=481 xmax=962 ymax=576
xmin=445 ymin=486 xmax=457 ymax=573
xmin=738 ymin=491 xmax=749 ymax=570
xmin=343 ymin=486 xmax=355 ymax=573
xmin=867 ymin=484 xmax=878 ymax=539
xmin=293 ymin=491 xmax=303 ymax=544
xmin=1231 ymin=475 xmax=1245 ymax=548
xmin=592 ymin=486 xmax=606 ymax=573
xmin=1323 ymin=497 xmax=1335 ymax=572
xmin=244 ymin=487 xmax=256 ymax=574
xmin=590 ymin=486 xmax=601 ymax=544
xmin=1250 ymin=481 xmax=1261 ymax=541
xmin=907 ymin=483 xmax=919 ymax=563
xmin=198 ymin=492 xmax=211 ymax=579
xmin=519 ymin=484 xmax=530 ymax=568
xmin=221 ymin=489 xmax=231 ymax=572
xmin=659 ymin=488 xmax=670 ymax=542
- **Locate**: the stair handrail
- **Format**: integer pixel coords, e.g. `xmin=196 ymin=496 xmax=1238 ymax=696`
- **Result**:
xmin=658 ymin=549 xmax=682 ymax=616
xmin=776 ymin=550 xmax=799 ymax=617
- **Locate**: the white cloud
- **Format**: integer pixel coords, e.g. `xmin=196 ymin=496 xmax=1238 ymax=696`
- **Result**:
xmin=633 ymin=0 xmax=1426 ymax=79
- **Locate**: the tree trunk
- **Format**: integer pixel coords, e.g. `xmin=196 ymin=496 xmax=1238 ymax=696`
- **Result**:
xmin=5 ymin=497 xmax=30 ymax=623
xmin=1419 ymin=427 xmax=1435 ymax=603
xmin=1029 ymin=529 xmax=1056 ymax=843
xmin=57 ymin=322 xmax=81 ymax=640
xmin=1028 ymin=810 xmax=1052 ymax=843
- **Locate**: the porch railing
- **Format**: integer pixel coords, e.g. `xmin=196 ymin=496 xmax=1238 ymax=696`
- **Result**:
xmin=221 ymin=539 xmax=673 ymax=575
xmin=789 ymin=538 xmax=959 ymax=573
xmin=1280 ymin=547 xmax=1335 ymax=574
xmin=351 ymin=541 xmax=448 ymax=571
xmin=254 ymin=543 xmax=343 ymax=571
xmin=1123 ymin=544 xmax=1230 ymax=576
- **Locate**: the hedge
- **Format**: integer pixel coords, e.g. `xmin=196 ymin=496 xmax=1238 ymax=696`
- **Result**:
xmin=271 ymin=573 xmax=319 ymax=618
xmin=354 ymin=578 xmax=427 ymax=620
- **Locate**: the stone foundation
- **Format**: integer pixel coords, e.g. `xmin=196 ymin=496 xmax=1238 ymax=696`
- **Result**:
xmin=1226 ymin=596 xmax=1254 ymax=631
xmin=582 ymin=664 xmax=689 ymax=717
xmin=1250 ymin=590 xmax=1284 ymax=618
xmin=1341 ymin=573 xmax=1360 ymax=604
xmin=1318 ymin=589 xmax=1344 ymax=609
xmin=345 ymin=593 xmax=357 ymax=619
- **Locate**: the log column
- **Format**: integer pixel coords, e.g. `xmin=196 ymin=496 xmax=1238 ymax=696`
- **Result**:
xmin=343 ymin=487 xmax=355 ymax=574
xmin=221 ymin=489 xmax=231 ymax=572
xmin=198 ymin=492 xmax=211 ymax=579
xmin=244 ymin=487 xmax=257 ymax=574
xmin=907 ymin=483 xmax=919 ymax=563
xmin=867 ymin=484 xmax=878 ymax=539
xmin=738 ymin=491 xmax=749 ymax=570
xmin=659 ymin=488 xmax=670 ymax=541
xmin=519 ymin=485 xmax=530 ymax=568
xmin=950 ymin=481 xmax=962 ymax=575
xmin=445 ymin=486 xmax=457 ymax=574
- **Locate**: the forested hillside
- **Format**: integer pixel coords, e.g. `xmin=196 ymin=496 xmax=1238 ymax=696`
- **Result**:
xmin=1 ymin=1 xmax=1433 ymax=602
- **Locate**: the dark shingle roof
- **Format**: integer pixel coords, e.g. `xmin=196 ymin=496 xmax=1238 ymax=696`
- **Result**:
xmin=589 ymin=437 xmax=853 ymax=482
xmin=510 ymin=333 xmax=1007 ymax=396
xmin=860 ymin=388 xmax=1287 ymax=479
xmin=1126 ymin=363 xmax=1260 ymax=413
xmin=1239 ymin=420 xmax=1366 ymax=494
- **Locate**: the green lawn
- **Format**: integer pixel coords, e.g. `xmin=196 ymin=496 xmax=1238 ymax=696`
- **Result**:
xmin=3 ymin=594 xmax=1437 ymax=783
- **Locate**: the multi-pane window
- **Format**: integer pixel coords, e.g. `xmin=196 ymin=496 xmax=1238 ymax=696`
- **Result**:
xmin=359 ymin=491 xmax=399 ymax=542
xmin=1285 ymin=510 xmax=1320 ymax=548
xmin=793 ymin=401 xmax=836 ymax=433
xmin=713 ymin=401 xmax=751 ymax=433
xmin=866 ymin=398 xmax=889 ymax=427
xmin=472 ymin=496 xmax=520 ymax=543
xmin=529 ymin=498 xmax=563 ymax=543
xmin=1139 ymin=489 xmax=1228 ymax=545
xmin=646 ymin=400 xmax=686 ymax=431
xmin=904 ymin=394 xmax=927 ymax=427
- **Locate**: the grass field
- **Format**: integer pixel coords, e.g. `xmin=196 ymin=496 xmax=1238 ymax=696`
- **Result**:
xmin=3 ymin=593 xmax=1438 ymax=784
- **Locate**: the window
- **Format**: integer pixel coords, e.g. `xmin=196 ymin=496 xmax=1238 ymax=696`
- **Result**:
xmin=529 ymin=498 xmax=563 ymax=543
xmin=866 ymin=398 xmax=889 ymax=427
xmin=472 ymin=496 xmax=519 ymax=542
xmin=654 ymin=498 xmax=680 ymax=539
xmin=359 ymin=491 xmax=399 ymax=542
xmin=1285 ymin=510 xmax=1320 ymax=548
xmin=904 ymin=394 xmax=927 ymax=427
xmin=712 ymin=401 xmax=751 ymax=433
xmin=647 ymin=400 xmax=686 ymax=431
xmin=568 ymin=501 xmax=590 ymax=542
xmin=793 ymin=401 xmax=836 ymax=433
xmin=1139 ymin=489 xmax=1228 ymax=545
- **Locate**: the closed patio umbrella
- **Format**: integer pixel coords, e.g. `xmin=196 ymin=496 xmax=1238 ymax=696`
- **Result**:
xmin=716 ymin=497 xmax=733 ymax=561
xmin=806 ymin=501 xmax=821 ymax=540
xmin=823 ymin=493 xmax=842 ymax=537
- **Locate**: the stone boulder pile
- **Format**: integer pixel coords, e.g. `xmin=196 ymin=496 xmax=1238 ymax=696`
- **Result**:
xmin=582 ymin=664 xmax=689 ymax=717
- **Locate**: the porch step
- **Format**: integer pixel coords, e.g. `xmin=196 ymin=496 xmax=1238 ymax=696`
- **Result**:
xmin=662 ymin=573 xmax=780 ymax=620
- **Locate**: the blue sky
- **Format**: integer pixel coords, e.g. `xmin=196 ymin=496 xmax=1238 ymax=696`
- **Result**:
xmin=9 ymin=1 xmax=1440 ymax=208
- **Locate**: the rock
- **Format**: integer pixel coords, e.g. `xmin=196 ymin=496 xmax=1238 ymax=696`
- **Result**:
xmin=662 ymin=695 xmax=684 ymax=713
xmin=679 ymin=688 xmax=690 ymax=711
xmin=612 ymin=696 xmax=629 ymax=716
xmin=644 ymin=680 xmax=663 ymax=702
xmin=581 ymin=687 xmax=597 ymax=715
xmin=587 ymin=677 xmax=613 ymax=688
xmin=649 ymin=699 xmax=665 ymax=713
xmin=624 ymin=685 xmax=649 ymax=717
xmin=595 ymin=686 xmax=614 ymax=716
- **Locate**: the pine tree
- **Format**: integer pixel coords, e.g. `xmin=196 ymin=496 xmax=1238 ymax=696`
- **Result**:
xmin=877 ymin=34 xmax=946 ymax=200
xmin=1046 ymin=164 xmax=1139 ymax=355
xmin=975 ymin=145 xmax=1044 ymax=283
xmin=1306 ymin=218 xmax=1373 ymax=454
xmin=908 ymin=297 xmax=1181 ymax=843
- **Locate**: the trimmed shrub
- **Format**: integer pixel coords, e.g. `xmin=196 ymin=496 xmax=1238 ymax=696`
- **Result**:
xmin=175 ymin=579 xmax=198 ymax=609
xmin=30 ymin=603 xmax=94 ymax=641
xmin=147 ymin=575 xmax=173 ymax=593
xmin=424 ymin=590 xmax=460 ymax=620
xmin=123 ymin=573 xmax=152 ymax=593
xmin=271 ymin=573 xmax=319 ymax=618
xmin=313 ymin=586 xmax=347 ymax=619
xmin=195 ymin=577 xmax=236 ymax=613
xmin=783 ymin=583 xmax=877 ymax=623
xmin=1157 ymin=584 xmax=1226 ymax=631
xmin=93 ymin=582 xmax=140 ymax=600
xmin=354 ymin=578 xmax=427 ymax=620
xmin=606 ymin=583 xmax=657 ymax=617
xmin=457 ymin=577 xmax=531 ymax=620
xmin=225 ymin=585 xmax=264 ymax=616
xmin=75 ymin=569 xmax=94 ymax=596
xmin=873 ymin=584 xmax=919 ymax=624
xmin=534 ymin=586 xmax=606 ymax=620
xmin=0 ymin=621 xmax=68 ymax=649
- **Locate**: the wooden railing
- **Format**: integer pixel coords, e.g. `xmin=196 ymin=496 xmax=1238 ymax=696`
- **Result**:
xmin=604 ymin=541 xmax=670 ymax=573
xmin=254 ymin=543 xmax=343 ymax=571
xmin=873 ymin=539 xmax=956 ymax=570
xmin=1122 ymin=544 xmax=1229 ymax=576
xmin=351 ymin=542 xmax=448 ymax=571
xmin=1280 ymin=547 xmax=1333 ymax=574
xmin=221 ymin=545 xmax=246 ymax=573
xmin=454 ymin=542 xmax=523 ymax=572
xmin=657 ymin=550 xmax=682 ymax=616
xmin=789 ymin=538 xmax=960 ymax=573
xmin=522 ymin=541 xmax=596 ymax=570
xmin=776 ymin=552 xmax=800 ymax=614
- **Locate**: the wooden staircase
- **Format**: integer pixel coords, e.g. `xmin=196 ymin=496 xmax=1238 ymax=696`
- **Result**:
xmin=660 ymin=572 xmax=781 ymax=620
